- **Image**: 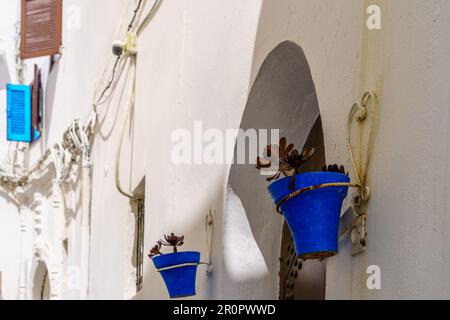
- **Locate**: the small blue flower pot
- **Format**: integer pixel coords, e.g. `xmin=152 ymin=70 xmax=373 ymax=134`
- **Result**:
xmin=152 ymin=251 xmax=200 ymax=299
xmin=268 ymin=172 xmax=350 ymax=259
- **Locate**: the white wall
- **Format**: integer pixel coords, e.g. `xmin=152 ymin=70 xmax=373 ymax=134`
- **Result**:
xmin=0 ymin=0 xmax=449 ymax=300
xmin=0 ymin=0 xmax=27 ymax=300
xmin=1 ymin=0 xmax=262 ymax=300
xmin=250 ymin=0 xmax=450 ymax=299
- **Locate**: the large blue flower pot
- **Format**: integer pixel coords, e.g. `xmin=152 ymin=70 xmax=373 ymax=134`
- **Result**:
xmin=152 ymin=251 xmax=200 ymax=299
xmin=268 ymin=172 xmax=350 ymax=259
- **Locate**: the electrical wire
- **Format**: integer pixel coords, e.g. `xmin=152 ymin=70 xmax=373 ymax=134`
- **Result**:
xmin=128 ymin=0 xmax=144 ymax=31
xmin=136 ymin=0 xmax=161 ymax=35
xmin=94 ymin=56 xmax=122 ymax=107
xmin=114 ymin=0 xmax=162 ymax=200
xmin=93 ymin=0 xmax=147 ymax=109
xmin=0 ymin=0 xmax=157 ymax=201
xmin=114 ymin=56 xmax=139 ymax=200
xmin=1 ymin=0 xmax=139 ymax=194
xmin=94 ymin=56 xmax=129 ymax=111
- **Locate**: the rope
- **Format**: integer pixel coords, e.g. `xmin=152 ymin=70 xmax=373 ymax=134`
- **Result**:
xmin=136 ymin=0 xmax=162 ymax=35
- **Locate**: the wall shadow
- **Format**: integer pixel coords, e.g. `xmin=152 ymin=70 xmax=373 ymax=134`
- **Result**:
xmin=222 ymin=40 xmax=321 ymax=299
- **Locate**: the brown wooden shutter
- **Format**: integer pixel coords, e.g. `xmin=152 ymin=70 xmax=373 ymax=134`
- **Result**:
xmin=20 ymin=0 xmax=62 ymax=60
xmin=31 ymin=64 xmax=42 ymax=141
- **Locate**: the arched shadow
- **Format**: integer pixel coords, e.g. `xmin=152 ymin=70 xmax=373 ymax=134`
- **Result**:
xmin=32 ymin=261 xmax=50 ymax=300
xmin=220 ymin=41 xmax=321 ymax=299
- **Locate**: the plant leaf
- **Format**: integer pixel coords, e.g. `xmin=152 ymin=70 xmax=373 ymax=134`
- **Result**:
xmin=279 ymin=137 xmax=287 ymax=158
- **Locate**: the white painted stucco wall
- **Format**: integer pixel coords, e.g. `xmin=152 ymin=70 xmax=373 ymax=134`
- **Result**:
xmin=0 ymin=0 xmax=449 ymax=300
xmin=250 ymin=0 xmax=450 ymax=299
xmin=0 ymin=0 xmax=34 ymax=300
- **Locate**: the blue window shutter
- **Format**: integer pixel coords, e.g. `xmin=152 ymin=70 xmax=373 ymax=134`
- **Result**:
xmin=6 ymin=84 xmax=32 ymax=142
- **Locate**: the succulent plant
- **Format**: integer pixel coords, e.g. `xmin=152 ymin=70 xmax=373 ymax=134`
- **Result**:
xmin=149 ymin=233 xmax=185 ymax=258
xmin=161 ymin=233 xmax=185 ymax=253
xmin=256 ymin=137 xmax=315 ymax=189
xmin=148 ymin=241 xmax=162 ymax=258
xmin=322 ymin=164 xmax=348 ymax=176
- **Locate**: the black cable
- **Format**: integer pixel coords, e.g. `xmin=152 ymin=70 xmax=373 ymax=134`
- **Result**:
xmin=95 ymin=0 xmax=144 ymax=107
xmin=95 ymin=56 xmax=121 ymax=106
xmin=128 ymin=0 xmax=143 ymax=31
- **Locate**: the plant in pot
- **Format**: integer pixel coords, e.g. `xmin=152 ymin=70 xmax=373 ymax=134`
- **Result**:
xmin=149 ymin=233 xmax=201 ymax=299
xmin=256 ymin=137 xmax=350 ymax=260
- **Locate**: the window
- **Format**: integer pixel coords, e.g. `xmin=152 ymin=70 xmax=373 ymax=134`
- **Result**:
xmin=20 ymin=0 xmax=62 ymax=60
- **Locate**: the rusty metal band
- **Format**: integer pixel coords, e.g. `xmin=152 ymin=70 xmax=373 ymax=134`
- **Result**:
xmin=276 ymin=182 xmax=361 ymax=214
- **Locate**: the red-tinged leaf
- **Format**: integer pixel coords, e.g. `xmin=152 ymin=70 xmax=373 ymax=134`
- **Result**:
xmin=285 ymin=143 xmax=294 ymax=156
xmin=279 ymin=137 xmax=287 ymax=158
xmin=256 ymin=157 xmax=272 ymax=169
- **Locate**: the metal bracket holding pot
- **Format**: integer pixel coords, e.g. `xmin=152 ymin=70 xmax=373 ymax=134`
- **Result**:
xmin=340 ymin=90 xmax=377 ymax=256
xmin=156 ymin=262 xmax=211 ymax=273
xmin=156 ymin=263 xmax=206 ymax=272
xmin=276 ymin=90 xmax=378 ymax=257
xmin=204 ymin=209 xmax=215 ymax=277
xmin=155 ymin=210 xmax=215 ymax=276
xmin=339 ymin=207 xmax=367 ymax=256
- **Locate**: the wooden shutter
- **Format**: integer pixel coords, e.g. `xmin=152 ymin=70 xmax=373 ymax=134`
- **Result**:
xmin=31 ymin=64 xmax=42 ymax=141
xmin=20 ymin=0 xmax=62 ymax=60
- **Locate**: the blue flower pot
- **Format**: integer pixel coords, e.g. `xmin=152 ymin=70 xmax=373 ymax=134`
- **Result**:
xmin=268 ymin=172 xmax=350 ymax=259
xmin=152 ymin=251 xmax=200 ymax=299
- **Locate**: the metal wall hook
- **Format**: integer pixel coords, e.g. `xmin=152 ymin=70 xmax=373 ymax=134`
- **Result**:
xmin=352 ymin=102 xmax=368 ymax=122
xmin=347 ymin=90 xmax=378 ymax=189
xmin=204 ymin=209 xmax=215 ymax=277
xmin=340 ymin=90 xmax=378 ymax=256
xmin=276 ymin=89 xmax=378 ymax=257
